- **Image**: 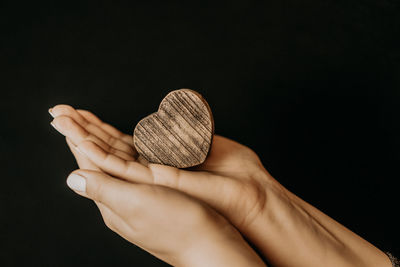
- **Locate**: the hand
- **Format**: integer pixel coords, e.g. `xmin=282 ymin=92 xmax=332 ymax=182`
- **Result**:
xmin=50 ymin=105 xmax=266 ymax=266
xmin=49 ymin=105 xmax=275 ymax=241
xmin=50 ymin=104 xmax=391 ymax=267
xmin=65 ymin=169 xmax=266 ymax=267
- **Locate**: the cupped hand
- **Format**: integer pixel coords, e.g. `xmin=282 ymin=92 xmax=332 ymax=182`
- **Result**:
xmin=65 ymin=169 xmax=266 ymax=267
xmin=50 ymin=106 xmax=265 ymax=266
xmin=49 ymin=105 xmax=279 ymax=238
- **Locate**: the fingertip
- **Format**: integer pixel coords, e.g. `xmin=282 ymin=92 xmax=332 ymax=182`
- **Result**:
xmin=51 ymin=115 xmax=73 ymax=130
xmin=51 ymin=104 xmax=77 ymax=118
xmin=53 ymin=104 xmax=74 ymax=110
xmin=48 ymin=108 xmax=55 ymax=118
xmin=66 ymin=170 xmax=104 ymax=201
xmin=73 ymin=169 xmax=135 ymax=212
xmin=50 ymin=119 xmax=62 ymax=134
xmin=66 ymin=172 xmax=87 ymax=193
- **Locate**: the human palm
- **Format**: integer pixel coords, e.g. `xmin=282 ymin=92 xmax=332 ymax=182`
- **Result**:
xmin=52 ymin=106 xmax=268 ymax=266
xmin=50 ymin=105 xmax=271 ymax=233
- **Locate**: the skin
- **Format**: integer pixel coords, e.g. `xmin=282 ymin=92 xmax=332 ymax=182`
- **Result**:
xmin=50 ymin=107 xmax=266 ymax=267
xmin=50 ymin=104 xmax=391 ymax=267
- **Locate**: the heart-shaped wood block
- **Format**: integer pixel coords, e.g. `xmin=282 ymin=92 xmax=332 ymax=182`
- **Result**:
xmin=133 ymin=89 xmax=214 ymax=168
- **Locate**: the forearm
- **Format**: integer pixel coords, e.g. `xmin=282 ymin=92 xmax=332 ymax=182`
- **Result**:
xmin=247 ymin=169 xmax=391 ymax=267
xmin=285 ymin=189 xmax=390 ymax=267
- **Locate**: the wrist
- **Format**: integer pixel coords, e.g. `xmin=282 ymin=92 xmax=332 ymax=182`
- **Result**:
xmin=179 ymin=223 xmax=266 ymax=267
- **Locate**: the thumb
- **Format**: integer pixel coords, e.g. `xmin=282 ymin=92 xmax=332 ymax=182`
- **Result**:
xmin=148 ymin=163 xmax=230 ymax=210
xmin=66 ymin=169 xmax=137 ymax=216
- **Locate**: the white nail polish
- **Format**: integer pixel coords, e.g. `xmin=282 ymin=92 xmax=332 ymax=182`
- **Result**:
xmin=67 ymin=173 xmax=86 ymax=192
xmin=50 ymin=121 xmax=62 ymax=134
xmin=48 ymin=108 xmax=55 ymax=118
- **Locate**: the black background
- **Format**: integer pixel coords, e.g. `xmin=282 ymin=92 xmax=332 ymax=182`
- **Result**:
xmin=1 ymin=1 xmax=399 ymax=266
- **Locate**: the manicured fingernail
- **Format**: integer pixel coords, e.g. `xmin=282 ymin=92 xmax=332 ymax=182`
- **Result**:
xmin=67 ymin=173 xmax=86 ymax=192
xmin=48 ymin=108 xmax=55 ymax=118
xmin=50 ymin=121 xmax=62 ymax=134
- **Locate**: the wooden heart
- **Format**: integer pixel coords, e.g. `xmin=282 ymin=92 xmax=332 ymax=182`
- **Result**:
xmin=133 ymin=89 xmax=214 ymax=168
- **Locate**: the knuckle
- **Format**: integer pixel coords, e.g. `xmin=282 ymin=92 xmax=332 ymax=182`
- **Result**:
xmin=84 ymin=124 xmax=96 ymax=133
xmin=108 ymin=146 xmax=116 ymax=154
xmin=82 ymin=132 xmax=101 ymax=144
xmin=107 ymin=135 xmax=123 ymax=150
xmin=79 ymin=139 xmax=94 ymax=150
xmin=88 ymin=180 xmax=104 ymax=203
xmin=84 ymin=134 xmax=97 ymax=143
xmin=167 ymin=167 xmax=182 ymax=188
xmin=174 ymin=169 xmax=183 ymax=189
xmin=151 ymin=166 xmax=181 ymax=188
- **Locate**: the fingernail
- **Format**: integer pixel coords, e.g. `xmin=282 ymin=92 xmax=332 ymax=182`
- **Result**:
xmin=48 ymin=108 xmax=55 ymax=118
xmin=50 ymin=121 xmax=62 ymax=134
xmin=66 ymin=173 xmax=86 ymax=192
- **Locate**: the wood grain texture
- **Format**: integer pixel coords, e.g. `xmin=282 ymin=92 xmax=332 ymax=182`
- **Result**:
xmin=133 ymin=89 xmax=214 ymax=168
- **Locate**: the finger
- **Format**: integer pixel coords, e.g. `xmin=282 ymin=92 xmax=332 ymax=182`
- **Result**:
xmin=66 ymin=169 xmax=143 ymax=217
xmin=77 ymin=139 xmax=228 ymax=210
xmin=77 ymin=140 xmax=153 ymax=184
xmin=50 ymin=105 xmax=135 ymax=155
xmin=51 ymin=115 xmax=135 ymax=161
xmin=66 ymin=137 xmax=101 ymax=170
xmin=148 ymin=163 xmax=232 ymax=212
xmin=67 ymin=175 xmax=134 ymax=236
xmin=77 ymin=109 xmax=134 ymax=146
